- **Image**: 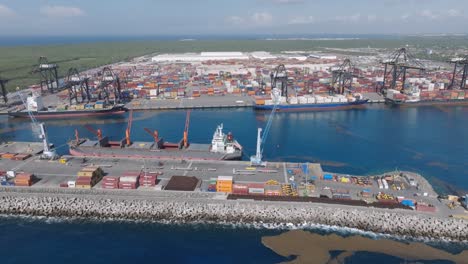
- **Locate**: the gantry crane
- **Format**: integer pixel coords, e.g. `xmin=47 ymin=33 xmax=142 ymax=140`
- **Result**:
xmin=97 ymin=67 xmax=122 ymax=104
xmin=448 ymin=55 xmax=468 ymax=90
xmin=0 ymin=73 xmax=8 ymax=103
xmin=32 ymin=56 xmax=59 ymax=94
xmin=65 ymin=68 xmax=91 ymax=104
xmin=380 ymin=48 xmax=425 ymax=94
xmin=250 ymin=88 xmax=281 ymax=166
xmin=330 ymin=58 xmax=360 ymax=95
xmin=270 ymin=64 xmax=288 ymax=98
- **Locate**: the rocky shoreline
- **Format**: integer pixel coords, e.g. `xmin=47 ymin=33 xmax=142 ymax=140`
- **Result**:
xmin=0 ymin=188 xmax=467 ymax=241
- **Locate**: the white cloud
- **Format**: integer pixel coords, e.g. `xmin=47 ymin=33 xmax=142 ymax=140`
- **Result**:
xmin=0 ymin=4 xmax=15 ymax=17
xmin=288 ymin=16 xmax=315 ymax=25
xmin=334 ymin=13 xmax=361 ymax=23
xmin=420 ymin=9 xmax=439 ymax=20
xmin=401 ymin=13 xmax=410 ymax=20
xmin=447 ymin=9 xmax=461 ymax=17
xmin=40 ymin=5 xmax=85 ymax=18
xmin=251 ymin=12 xmax=273 ymax=25
xmin=367 ymin=14 xmax=377 ymax=22
xmin=226 ymin=16 xmax=245 ymax=25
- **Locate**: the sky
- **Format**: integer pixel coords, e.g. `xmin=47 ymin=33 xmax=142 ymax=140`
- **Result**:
xmin=0 ymin=0 xmax=467 ymax=36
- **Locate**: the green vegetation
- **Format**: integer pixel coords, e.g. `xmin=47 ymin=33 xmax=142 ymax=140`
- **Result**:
xmin=1 ymin=36 xmax=468 ymax=90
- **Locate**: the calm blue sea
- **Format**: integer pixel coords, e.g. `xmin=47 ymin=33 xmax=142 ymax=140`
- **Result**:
xmin=0 ymin=105 xmax=467 ymax=263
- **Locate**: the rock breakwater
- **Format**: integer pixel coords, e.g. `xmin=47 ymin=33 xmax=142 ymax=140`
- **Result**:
xmin=0 ymin=189 xmax=466 ymax=241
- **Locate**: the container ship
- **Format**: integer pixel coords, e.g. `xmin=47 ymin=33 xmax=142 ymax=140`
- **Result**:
xmin=69 ymin=123 xmax=243 ymax=161
xmin=385 ymin=88 xmax=468 ymax=106
xmin=254 ymin=93 xmax=368 ymax=111
xmin=8 ymin=95 xmax=127 ymax=119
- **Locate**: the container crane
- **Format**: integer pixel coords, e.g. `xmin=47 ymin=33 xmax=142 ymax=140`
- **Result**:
xmin=448 ymin=55 xmax=468 ymax=90
xmin=270 ymin=64 xmax=288 ymax=98
xmin=65 ymin=68 xmax=91 ymax=104
xmin=97 ymin=67 xmax=122 ymax=104
xmin=380 ymin=47 xmax=425 ymax=94
xmin=32 ymin=56 xmax=59 ymax=94
xmin=330 ymin=58 xmax=361 ymax=95
xmin=16 ymin=92 xmax=57 ymax=160
xmin=250 ymin=88 xmax=281 ymax=166
xmin=0 ymin=74 xmax=8 ymax=103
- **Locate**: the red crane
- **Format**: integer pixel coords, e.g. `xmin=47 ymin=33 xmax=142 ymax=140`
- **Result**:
xmin=144 ymin=127 xmax=159 ymax=143
xmin=84 ymin=125 xmax=103 ymax=140
xmin=183 ymin=110 xmax=191 ymax=148
xmin=125 ymin=109 xmax=133 ymax=146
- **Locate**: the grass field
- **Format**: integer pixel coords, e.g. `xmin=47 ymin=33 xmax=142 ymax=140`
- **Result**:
xmin=1 ymin=36 xmax=467 ymax=91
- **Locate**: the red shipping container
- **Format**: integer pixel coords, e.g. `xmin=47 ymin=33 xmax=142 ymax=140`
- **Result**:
xmin=102 ymin=186 xmax=118 ymax=189
xmin=122 ymin=171 xmax=142 ymax=176
xmin=102 ymin=176 xmax=119 ymax=182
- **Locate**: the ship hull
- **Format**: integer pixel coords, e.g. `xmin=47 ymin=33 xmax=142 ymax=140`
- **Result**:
xmin=8 ymin=106 xmax=127 ymax=119
xmin=69 ymin=145 xmax=242 ymax=161
xmin=385 ymin=98 xmax=468 ymax=106
xmin=254 ymin=99 xmax=369 ymax=111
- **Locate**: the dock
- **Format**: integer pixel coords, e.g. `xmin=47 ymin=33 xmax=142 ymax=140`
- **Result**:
xmin=0 ymin=141 xmax=465 ymax=219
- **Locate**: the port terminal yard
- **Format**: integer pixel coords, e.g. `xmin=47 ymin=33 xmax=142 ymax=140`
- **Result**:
xmin=0 ymin=142 xmax=466 ymax=219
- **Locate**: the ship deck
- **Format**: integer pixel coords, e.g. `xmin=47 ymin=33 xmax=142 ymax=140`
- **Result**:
xmin=0 ymin=141 xmax=51 ymax=155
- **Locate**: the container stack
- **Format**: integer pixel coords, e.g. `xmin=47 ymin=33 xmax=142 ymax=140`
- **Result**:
xmin=248 ymin=183 xmax=265 ymax=195
xmin=101 ymin=176 xmax=120 ymax=189
xmin=265 ymin=184 xmax=282 ymax=196
xmin=232 ymin=183 xmax=248 ymax=195
xmin=119 ymin=172 xmax=140 ymax=189
xmin=14 ymin=173 xmax=35 ymax=187
xmin=75 ymin=166 xmax=103 ymax=189
xmin=216 ymin=176 xmax=233 ymax=193
xmin=94 ymin=100 xmax=106 ymax=109
xmin=207 ymin=178 xmax=217 ymax=192
xmin=139 ymin=172 xmax=158 ymax=187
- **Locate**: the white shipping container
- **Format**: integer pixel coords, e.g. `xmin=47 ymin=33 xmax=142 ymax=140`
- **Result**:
xmin=68 ymin=181 xmax=76 ymax=188
xmin=289 ymin=97 xmax=298 ymax=104
xmin=249 ymin=188 xmax=265 ymax=194
xmin=120 ymin=176 xmax=138 ymax=183
xmin=307 ymin=97 xmax=316 ymax=104
xmin=149 ymin=89 xmax=158 ymax=96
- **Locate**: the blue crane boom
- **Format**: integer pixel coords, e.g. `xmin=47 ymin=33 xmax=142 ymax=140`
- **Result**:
xmin=250 ymin=88 xmax=281 ymax=166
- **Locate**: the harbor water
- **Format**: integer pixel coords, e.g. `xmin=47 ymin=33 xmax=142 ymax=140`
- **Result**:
xmin=1 ymin=104 xmax=468 ymax=263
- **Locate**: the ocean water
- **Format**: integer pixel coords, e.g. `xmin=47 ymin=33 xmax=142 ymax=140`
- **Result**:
xmin=1 ymin=104 xmax=468 ymax=263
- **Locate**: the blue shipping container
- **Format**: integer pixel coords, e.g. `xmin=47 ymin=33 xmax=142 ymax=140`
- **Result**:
xmin=401 ymin=200 xmax=415 ymax=207
xmin=323 ymin=173 xmax=333 ymax=180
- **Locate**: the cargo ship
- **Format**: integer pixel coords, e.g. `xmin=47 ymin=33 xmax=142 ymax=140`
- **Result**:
xmin=384 ymin=88 xmax=468 ymax=106
xmin=254 ymin=93 xmax=368 ymax=111
xmin=8 ymin=95 xmax=127 ymax=119
xmin=69 ymin=124 xmax=243 ymax=161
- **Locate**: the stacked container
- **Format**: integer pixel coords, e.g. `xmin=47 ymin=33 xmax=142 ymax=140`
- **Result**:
xmin=265 ymin=184 xmax=282 ymax=196
xmin=101 ymin=176 xmax=119 ymax=189
xmin=248 ymin=183 xmax=265 ymax=195
xmin=207 ymin=178 xmax=217 ymax=192
xmin=216 ymin=176 xmax=233 ymax=193
xmin=76 ymin=166 xmax=103 ymax=189
xmin=119 ymin=172 xmax=140 ymax=189
xmin=232 ymin=183 xmax=248 ymax=195
xmin=14 ymin=173 xmax=35 ymax=187
xmin=139 ymin=172 xmax=158 ymax=187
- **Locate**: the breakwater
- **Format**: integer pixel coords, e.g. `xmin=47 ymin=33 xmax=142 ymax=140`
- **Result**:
xmin=0 ymin=188 xmax=466 ymax=241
